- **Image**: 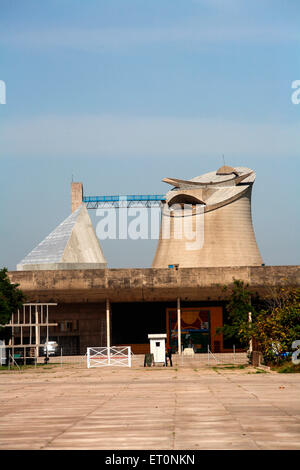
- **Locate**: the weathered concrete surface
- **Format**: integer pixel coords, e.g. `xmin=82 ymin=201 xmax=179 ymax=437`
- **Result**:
xmin=0 ymin=361 xmax=300 ymax=450
xmin=8 ymin=265 xmax=300 ymax=303
xmin=153 ymin=188 xmax=263 ymax=268
xmin=61 ymin=205 xmax=106 ymax=265
xmin=153 ymin=167 xmax=262 ymax=268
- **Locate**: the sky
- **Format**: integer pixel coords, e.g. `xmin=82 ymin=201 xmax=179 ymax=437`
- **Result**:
xmin=0 ymin=0 xmax=299 ymax=269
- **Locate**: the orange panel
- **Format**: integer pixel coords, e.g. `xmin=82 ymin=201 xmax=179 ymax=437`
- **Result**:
xmin=166 ymin=306 xmax=223 ymax=352
xmin=208 ymin=306 xmax=223 ymax=352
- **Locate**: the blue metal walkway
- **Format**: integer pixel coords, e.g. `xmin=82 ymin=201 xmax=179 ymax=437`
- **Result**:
xmin=83 ymin=194 xmax=166 ymax=208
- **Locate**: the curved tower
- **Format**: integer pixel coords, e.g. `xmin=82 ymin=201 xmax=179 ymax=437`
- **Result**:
xmin=152 ymin=165 xmax=262 ymax=268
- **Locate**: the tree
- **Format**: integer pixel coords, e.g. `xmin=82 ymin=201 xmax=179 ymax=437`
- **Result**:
xmin=217 ymin=279 xmax=256 ymax=349
xmin=0 ymin=268 xmax=26 ymax=328
xmin=253 ymin=288 xmax=300 ymax=364
xmin=218 ymin=279 xmax=300 ymax=365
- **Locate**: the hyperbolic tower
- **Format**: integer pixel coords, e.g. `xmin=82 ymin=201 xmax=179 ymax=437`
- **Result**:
xmin=152 ymin=165 xmax=263 ymax=268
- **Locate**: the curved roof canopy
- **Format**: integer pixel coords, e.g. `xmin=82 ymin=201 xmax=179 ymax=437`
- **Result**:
xmin=163 ymin=166 xmax=256 ymax=212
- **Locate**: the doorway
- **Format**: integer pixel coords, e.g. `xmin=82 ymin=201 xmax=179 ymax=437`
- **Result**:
xmin=167 ymin=308 xmax=211 ymax=353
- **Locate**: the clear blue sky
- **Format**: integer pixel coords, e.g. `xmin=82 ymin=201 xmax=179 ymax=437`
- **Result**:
xmin=0 ymin=0 xmax=299 ymax=269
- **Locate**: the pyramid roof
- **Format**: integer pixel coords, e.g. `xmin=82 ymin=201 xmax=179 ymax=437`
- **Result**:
xmin=17 ymin=205 xmax=106 ymax=270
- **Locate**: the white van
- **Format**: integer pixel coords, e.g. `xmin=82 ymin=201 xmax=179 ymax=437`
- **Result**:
xmin=43 ymin=341 xmax=58 ymax=356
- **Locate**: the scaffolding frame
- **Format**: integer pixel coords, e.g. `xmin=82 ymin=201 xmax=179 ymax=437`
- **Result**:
xmin=1 ymin=303 xmax=58 ymax=366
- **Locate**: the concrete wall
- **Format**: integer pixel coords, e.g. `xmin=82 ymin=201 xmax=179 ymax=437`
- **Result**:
xmin=8 ymin=265 xmax=300 ymax=304
xmin=49 ymin=302 xmax=107 ymax=353
xmin=8 ymin=266 xmax=299 ymax=355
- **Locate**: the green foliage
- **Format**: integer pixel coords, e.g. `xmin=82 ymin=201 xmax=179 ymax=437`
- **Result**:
xmin=270 ymin=360 xmax=300 ymax=373
xmin=219 ymin=279 xmax=300 ymax=366
xmin=0 ymin=268 xmax=25 ymax=328
xmin=217 ymin=279 xmax=255 ymax=348
xmin=253 ymin=288 xmax=300 ymax=364
xmin=276 ymin=363 xmax=300 ymax=373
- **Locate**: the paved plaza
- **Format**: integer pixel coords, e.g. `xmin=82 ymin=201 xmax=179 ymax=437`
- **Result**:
xmin=0 ymin=358 xmax=300 ymax=450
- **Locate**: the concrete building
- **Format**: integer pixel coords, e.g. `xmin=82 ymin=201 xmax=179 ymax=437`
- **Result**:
xmin=152 ymin=166 xmax=262 ymax=268
xmin=7 ymin=266 xmax=300 ymax=355
xmin=8 ymin=166 xmax=300 ymax=356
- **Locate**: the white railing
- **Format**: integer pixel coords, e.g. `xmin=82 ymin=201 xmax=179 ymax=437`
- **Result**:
xmin=87 ymin=346 xmax=132 ymax=368
xmin=207 ymin=345 xmax=247 ymax=365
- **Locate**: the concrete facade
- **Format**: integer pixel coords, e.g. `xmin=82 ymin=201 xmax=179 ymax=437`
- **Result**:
xmin=9 ymin=166 xmax=298 ymax=356
xmin=7 ymin=265 xmax=300 ymax=354
xmin=9 ymin=266 xmax=299 ymax=303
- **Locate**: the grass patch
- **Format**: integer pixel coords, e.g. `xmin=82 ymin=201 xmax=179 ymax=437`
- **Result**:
xmin=255 ymin=368 xmax=267 ymax=374
xmin=211 ymin=364 xmax=246 ymax=370
xmin=0 ymin=363 xmax=52 ymax=371
xmin=271 ymin=361 xmax=300 ymax=374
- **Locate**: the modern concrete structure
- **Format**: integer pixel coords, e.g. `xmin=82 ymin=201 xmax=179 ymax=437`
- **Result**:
xmin=9 ymin=165 xmax=299 ymax=357
xmin=7 ymin=266 xmax=300 ymax=355
xmin=152 ymin=165 xmax=263 ymax=268
xmin=17 ymin=204 xmax=107 ymax=271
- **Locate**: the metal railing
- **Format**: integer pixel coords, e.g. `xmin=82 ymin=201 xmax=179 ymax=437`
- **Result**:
xmin=176 ymin=346 xmax=248 ymax=367
xmin=207 ymin=345 xmax=247 ymax=365
xmin=83 ymin=194 xmax=166 ymax=209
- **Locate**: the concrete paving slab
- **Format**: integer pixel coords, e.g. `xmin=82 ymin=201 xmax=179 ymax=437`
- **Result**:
xmin=0 ymin=362 xmax=299 ymax=450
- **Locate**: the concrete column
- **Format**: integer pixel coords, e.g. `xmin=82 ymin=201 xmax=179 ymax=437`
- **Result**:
xmin=248 ymin=311 xmax=253 ymax=353
xmin=177 ymin=297 xmax=181 ymax=355
xmin=29 ymin=306 xmax=32 ymax=345
xmin=106 ymin=299 xmax=111 ymax=350
xmin=71 ymin=182 xmax=83 ymax=213
xmin=35 ymin=305 xmax=40 ymax=359
xmin=46 ymin=305 xmax=49 ymax=346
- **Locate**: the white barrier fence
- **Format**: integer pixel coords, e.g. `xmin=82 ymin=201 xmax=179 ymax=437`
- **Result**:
xmin=87 ymin=346 xmax=132 ymax=368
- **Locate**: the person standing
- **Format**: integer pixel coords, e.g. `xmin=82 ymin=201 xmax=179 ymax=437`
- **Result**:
xmin=165 ymin=346 xmax=173 ymax=367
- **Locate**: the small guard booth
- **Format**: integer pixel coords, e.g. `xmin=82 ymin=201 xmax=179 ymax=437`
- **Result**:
xmin=148 ymin=333 xmax=167 ymax=365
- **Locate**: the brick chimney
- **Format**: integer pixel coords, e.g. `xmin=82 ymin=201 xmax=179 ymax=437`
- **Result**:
xmin=71 ymin=182 xmax=83 ymax=212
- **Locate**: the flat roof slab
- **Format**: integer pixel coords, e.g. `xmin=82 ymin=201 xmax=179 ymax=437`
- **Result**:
xmin=8 ymin=265 xmax=300 ymax=303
